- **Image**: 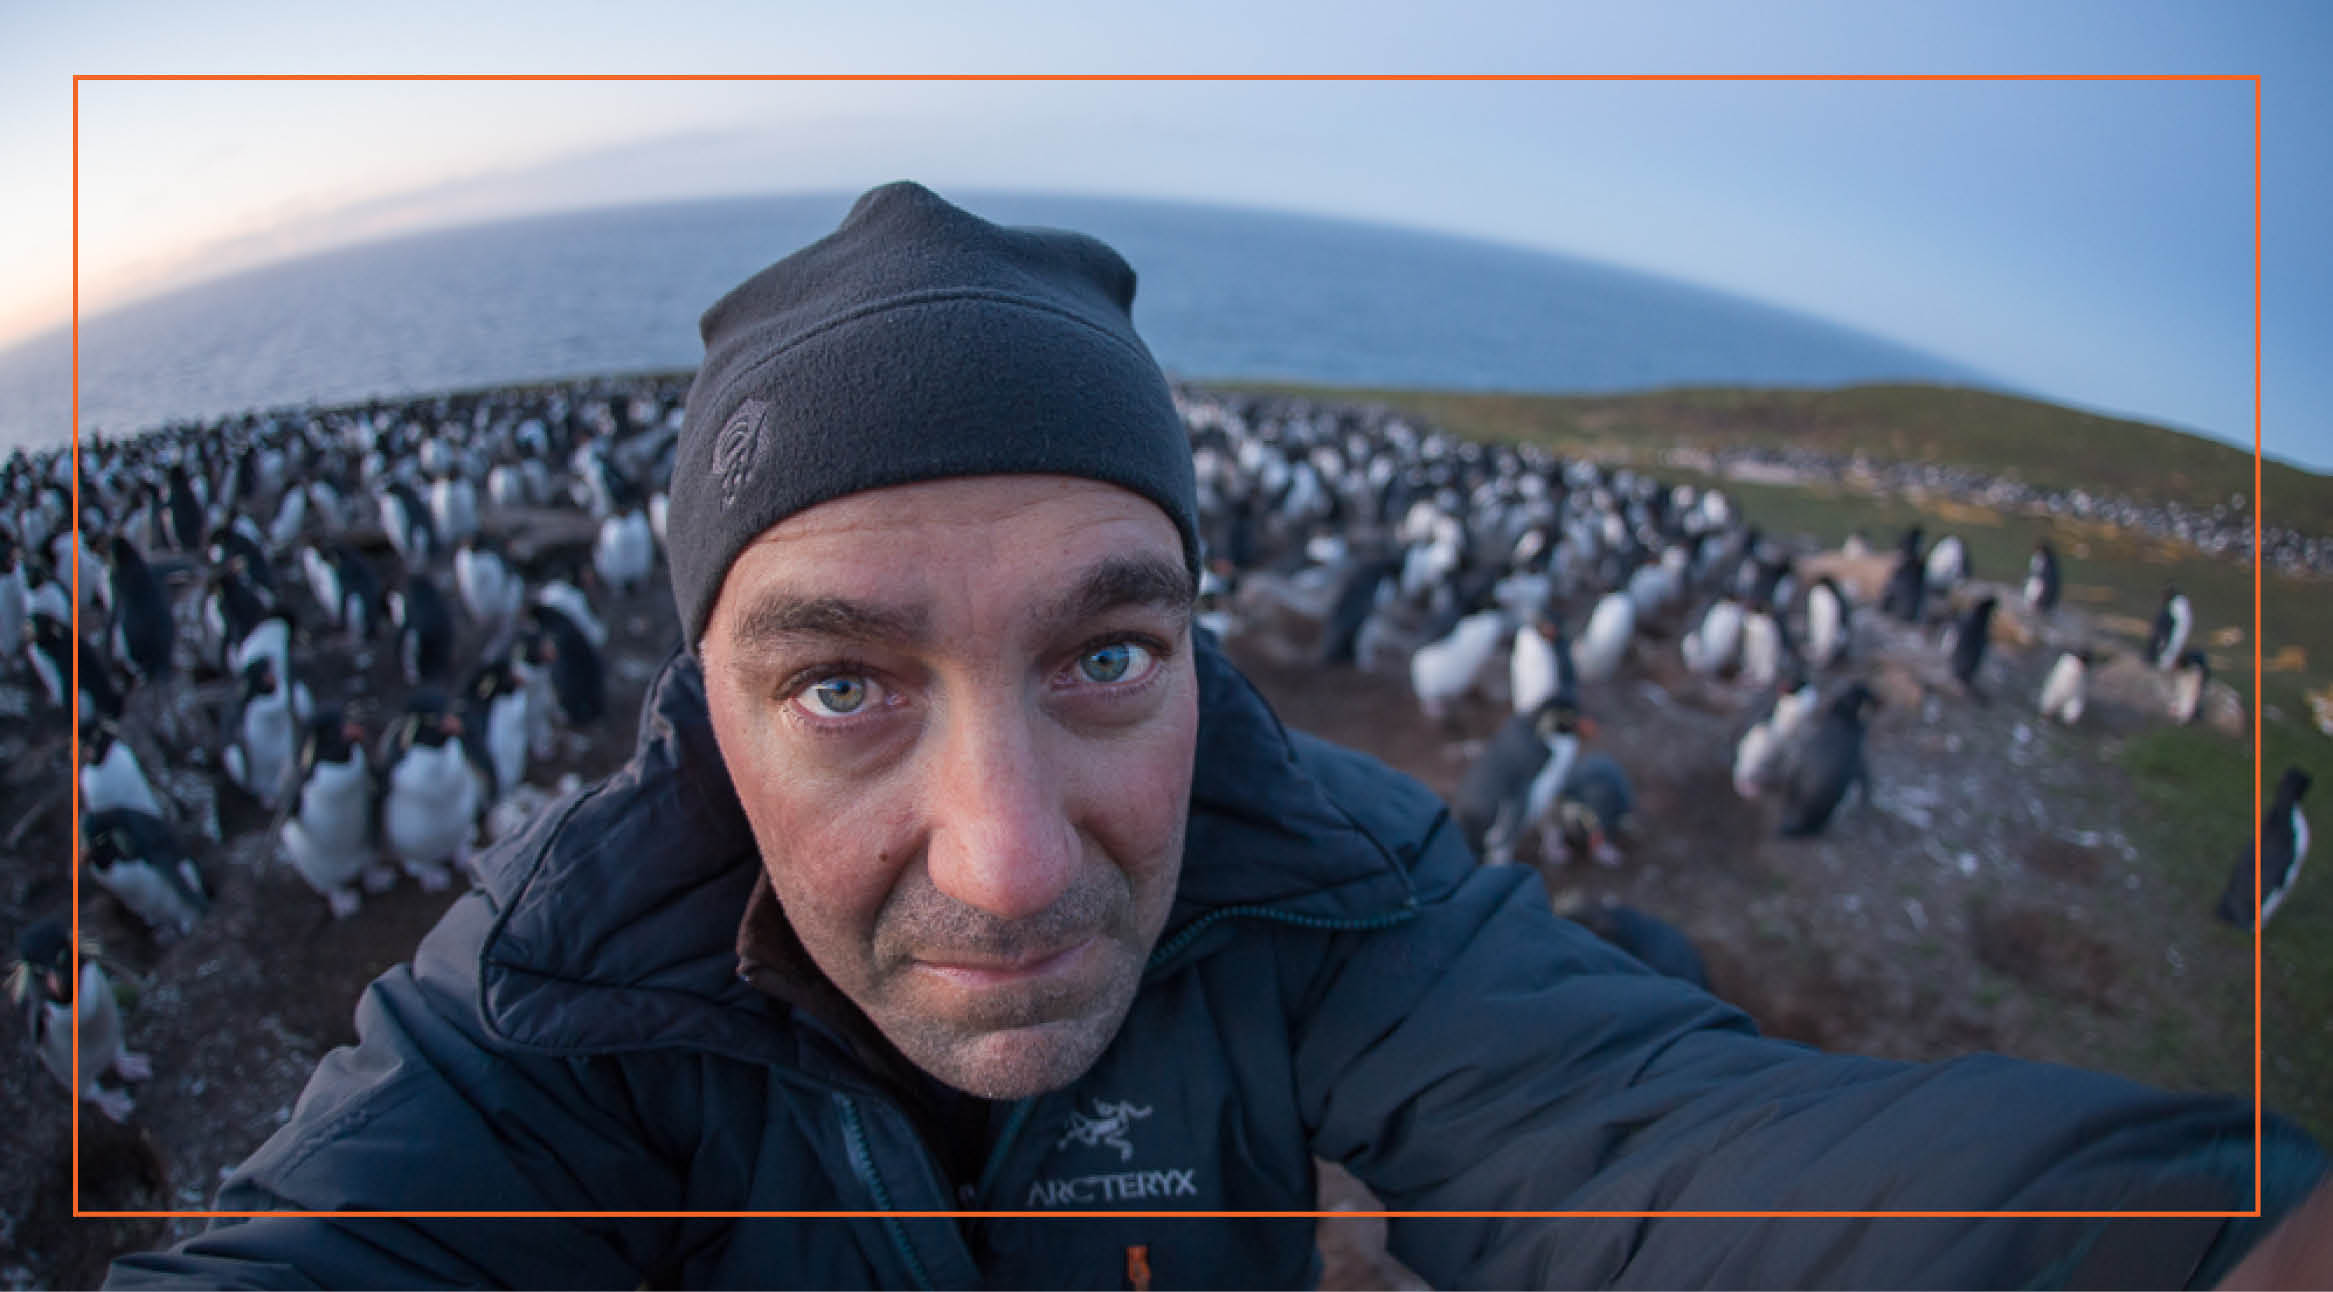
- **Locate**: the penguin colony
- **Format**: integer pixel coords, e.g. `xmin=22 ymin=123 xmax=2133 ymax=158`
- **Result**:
xmin=1 ymin=378 xmax=2311 ymax=1139
xmin=1172 ymin=386 xmax=2306 ymax=923
xmin=6 ymin=378 xmax=684 ymax=1123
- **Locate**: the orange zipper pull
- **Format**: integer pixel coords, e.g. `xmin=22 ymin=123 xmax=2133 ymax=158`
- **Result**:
xmin=1125 ymin=1243 xmax=1152 ymax=1292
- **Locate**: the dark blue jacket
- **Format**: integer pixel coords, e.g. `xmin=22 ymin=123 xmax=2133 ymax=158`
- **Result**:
xmin=110 ymin=642 xmax=2321 ymax=1288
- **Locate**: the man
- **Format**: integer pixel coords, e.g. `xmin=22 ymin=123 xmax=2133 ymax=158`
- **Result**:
xmin=113 ymin=182 xmax=2323 ymax=1288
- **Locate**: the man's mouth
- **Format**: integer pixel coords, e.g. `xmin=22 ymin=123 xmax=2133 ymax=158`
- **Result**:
xmin=914 ymin=935 xmax=1098 ymax=989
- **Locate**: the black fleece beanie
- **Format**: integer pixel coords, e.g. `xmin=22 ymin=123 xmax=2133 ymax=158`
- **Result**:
xmin=667 ymin=181 xmax=1201 ymax=647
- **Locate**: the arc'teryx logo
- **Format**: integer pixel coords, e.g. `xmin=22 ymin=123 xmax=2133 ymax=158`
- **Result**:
xmin=712 ymin=397 xmax=769 ymax=510
xmin=1056 ymin=1098 xmax=1152 ymax=1162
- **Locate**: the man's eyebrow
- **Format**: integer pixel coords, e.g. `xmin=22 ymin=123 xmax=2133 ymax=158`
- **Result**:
xmin=1037 ymin=553 xmax=1197 ymax=638
xmin=724 ymin=553 xmax=1194 ymax=661
xmin=726 ymin=593 xmax=932 ymax=658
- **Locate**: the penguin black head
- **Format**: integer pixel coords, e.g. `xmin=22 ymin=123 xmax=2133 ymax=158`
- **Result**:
xmin=80 ymin=717 xmax=120 ymax=763
xmin=469 ymin=655 xmax=520 ymax=704
xmin=1831 ymin=681 xmax=1881 ymax=722
xmin=31 ymin=610 xmax=70 ymax=654
xmin=240 ymin=654 xmax=279 ymax=700
xmin=2177 ymin=649 xmax=2210 ymax=680
xmin=2280 ymin=765 xmax=2313 ymax=805
xmin=1899 ymin=527 xmax=1924 ymax=557
xmin=1530 ymin=696 xmax=1593 ymax=742
xmin=518 ymin=619 xmax=560 ymax=667
xmin=302 ymin=709 xmax=366 ymax=768
xmin=398 ymin=688 xmax=461 ymax=748
xmin=13 ymin=918 xmax=73 ymax=1003
xmin=82 ymin=810 xmax=144 ymax=865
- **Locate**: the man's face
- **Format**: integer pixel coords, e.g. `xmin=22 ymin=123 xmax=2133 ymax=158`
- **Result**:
xmin=700 ymin=474 xmax=1199 ymax=1099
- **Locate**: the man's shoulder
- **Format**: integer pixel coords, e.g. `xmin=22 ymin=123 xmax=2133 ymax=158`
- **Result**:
xmin=440 ymin=648 xmax=781 ymax=1062
xmin=1178 ymin=643 xmax=1460 ymax=919
xmin=1282 ymin=727 xmax=1456 ymax=876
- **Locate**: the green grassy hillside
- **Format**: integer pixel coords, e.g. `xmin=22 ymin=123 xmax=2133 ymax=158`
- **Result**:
xmin=1206 ymin=381 xmax=2333 ymax=536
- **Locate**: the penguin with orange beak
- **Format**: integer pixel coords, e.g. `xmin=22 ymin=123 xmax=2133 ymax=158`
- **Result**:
xmin=1455 ymin=694 xmax=1595 ymax=867
xmin=280 ymin=710 xmax=390 ymax=919
xmin=13 ymin=919 xmax=152 ymax=1123
xmin=377 ymin=689 xmax=488 ymax=892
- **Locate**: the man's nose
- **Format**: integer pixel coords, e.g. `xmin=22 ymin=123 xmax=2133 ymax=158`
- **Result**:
xmin=925 ymin=700 xmax=1080 ymax=921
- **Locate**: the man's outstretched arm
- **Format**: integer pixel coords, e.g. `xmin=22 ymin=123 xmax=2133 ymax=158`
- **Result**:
xmin=1289 ymin=752 xmax=2326 ymax=1289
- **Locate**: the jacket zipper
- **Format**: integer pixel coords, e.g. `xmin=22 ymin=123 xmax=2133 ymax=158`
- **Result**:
xmin=974 ymin=1098 xmax=1040 ymax=1205
xmin=837 ymin=1094 xmax=935 ymax=1292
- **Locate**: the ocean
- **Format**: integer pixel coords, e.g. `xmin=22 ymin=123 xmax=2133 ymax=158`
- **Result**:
xmin=0 ymin=191 xmax=1986 ymax=449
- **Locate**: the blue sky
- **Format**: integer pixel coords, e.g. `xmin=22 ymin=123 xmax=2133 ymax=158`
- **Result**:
xmin=4 ymin=1 xmax=2328 ymax=472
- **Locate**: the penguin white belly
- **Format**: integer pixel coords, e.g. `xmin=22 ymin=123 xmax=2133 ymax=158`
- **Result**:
xmin=1772 ymin=688 xmax=1821 ymax=744
xmin=1412 ymin=616 xmax=1503 ymax=716
xmin=606 ymin=513 xmax=653 ymax=588
xmin=38 ymin=962 xmax=125 ymax=1096
xmin=1575 ymin=596 xmax=1634 ymax=683
xmin=458 ymin=552 xmax=519 ymax=625
xmin=2023 ymin=573 xmax=2045 ymax=608
xmin=304 ymin=550 xmax=344 ymax=626
xmin=2171 ymin=667 xmax=2205 ymax=723
xmin=2039 ymin=656 xmax=2085 ymax=725
xmin=234 ymin=697 xmax=299 ymax=806
xmin=487 ymin=692 xmax=529 ymax=798
xmin=82 ymin=744 xmax=164 ymax=817
xmin=2160 ymin=600 xmax=2193 ymax=668
xmin=594 ymin=519 xmax=630 ymax=590
xmin=515 ymin=659 xmax=558 ymax=757
xmin=29 ymin=637 xmax=65 ymax=707
xmin=1740 ymin=616 xmax=1780 ymax=687
xmin=1808 ymin=592 xmax=1841 ymax=666
xmin=1705 ymin=606 xmax=1743 ymax=668
xmin=309 ymin=482 xmax=347 ymax=532
xmin=1522 ymin=736 xmax=1582 ymax=846
xmin=1511 ymin=631 xmax=1558 ymax=715
xmin=270 ymin=488 xmax=308 ymax=549
xmin=31 ymin=579 xmax=70 ymax=626
xmin=1733 ymin=722 xmax=1778 ymax=798
xmin=384 ymin=745 xmax=480 ymax=865
xmin=93 ymin=857 xmax=204 ymax=937
xmin=2265 ymin=811 xmax=2309 ymax=924
xmin=282 ymin=758 xmax=375 ymax=895
xmin=489 ymin=466 xmax=526 ymax=507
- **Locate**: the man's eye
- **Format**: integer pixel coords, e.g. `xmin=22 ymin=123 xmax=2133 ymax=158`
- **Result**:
xmin=1076 ymin=642 xmax=1153 ymax=685
xmin=797 ymin=675 xmax=875 ymax=718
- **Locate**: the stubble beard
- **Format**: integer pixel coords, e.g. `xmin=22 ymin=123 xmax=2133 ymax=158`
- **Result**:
xmin=863 ymin=863 xmax=1158 ymax=1099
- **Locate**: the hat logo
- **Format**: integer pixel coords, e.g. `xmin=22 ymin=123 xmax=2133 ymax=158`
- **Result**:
xmin=713 ymin=398 xmax=770 ymax=510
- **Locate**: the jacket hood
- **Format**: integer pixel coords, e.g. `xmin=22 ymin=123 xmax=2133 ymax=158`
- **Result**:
xmin=466 ymin=633 xmax=1428 ymax=1060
